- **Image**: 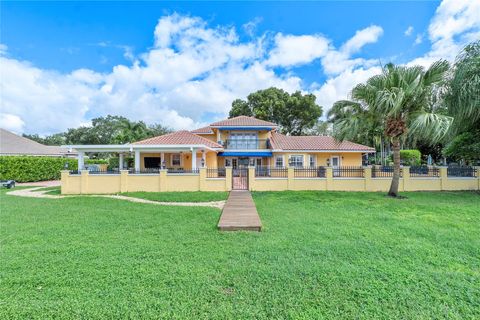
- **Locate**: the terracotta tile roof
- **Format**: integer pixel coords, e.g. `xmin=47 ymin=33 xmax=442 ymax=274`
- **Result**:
xmin=190 ymin=126 xmax=214 ymax=134
xmin=210 ymin=116 xmax=277 ymax=127
xmin=133 ymin=130 xmax=222 ymax=148
xmin=270 ymin=132 xmax=375 ymax=151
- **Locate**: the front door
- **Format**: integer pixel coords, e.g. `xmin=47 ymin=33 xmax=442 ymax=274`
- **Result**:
xmin=331 ymin=156 xmax=340 ymax=177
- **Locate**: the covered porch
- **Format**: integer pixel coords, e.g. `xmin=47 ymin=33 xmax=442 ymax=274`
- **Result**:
xmin=67 ymin=144 xmax=219 ymax=174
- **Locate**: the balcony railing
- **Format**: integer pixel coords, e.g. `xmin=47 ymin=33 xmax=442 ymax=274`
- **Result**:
xmin=224 ymin=139 xmax=269 ymax=150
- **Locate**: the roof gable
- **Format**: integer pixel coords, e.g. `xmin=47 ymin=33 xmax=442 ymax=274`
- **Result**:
xmin=270 ymin=132 xmax=375 ymax=151
xmin=209 ymin=116 xmax=277 ymax=127
xmin=133 ymin=130 xmax=222 ymax=148
xmin=190 ymin=126 xmax=214 ymax=134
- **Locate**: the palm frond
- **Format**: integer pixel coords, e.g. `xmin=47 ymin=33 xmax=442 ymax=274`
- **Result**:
xmin=409 ymin=112 xmax=452 ymax=143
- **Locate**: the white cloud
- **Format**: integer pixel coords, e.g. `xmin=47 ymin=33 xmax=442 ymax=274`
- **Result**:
xmin=243 ymin=17 xmax=263 ymax=37
xmin=414 ymin=34 xmax=423 ymax=45
xmin=0 ymin=44 xmax=8 ymax=56
xmin=428 ymin=0 xmax=480 ymax=42
xmin=0 ymin=14 xmax=303 ymax=135
xmin=342 ymin=25 xmax=384 ymax=54
xmin=410 ymin=0 xmax=480 ymax=67
xmin=405 ymin=26 xmax=414 ymax=36
xmin=312 ymin=66 xmax=382 ymax=116
xmin=321 ymin=25 xmax=383 ymax=75
xmin=266 ymin=34 xmax=330 ymax=67
xmin=0 ymin=113 xmax=25 ymax=133
xmin=1 ymin=1 xmax=477 ymax=136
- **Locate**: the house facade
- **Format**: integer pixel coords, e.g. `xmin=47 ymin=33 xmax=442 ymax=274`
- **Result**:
xmin=67 ymin=116 xmax=375 ymax=173
xmin=62 ymin=116 xmax=480 ymax=194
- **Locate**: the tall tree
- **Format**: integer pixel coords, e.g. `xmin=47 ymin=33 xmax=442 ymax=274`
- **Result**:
xmin=443 ymin=40 xmax=480 ymax=163
xmin=331 ymin=61 xmax=451 ymax=197
xmin=229 ymin=87 xmax=323 ymax=135
xmin=64 ymin=115 xmax=172 ymax=145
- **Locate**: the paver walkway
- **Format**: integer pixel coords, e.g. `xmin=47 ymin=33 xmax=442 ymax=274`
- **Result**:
xmin=218 ymin=191 xmax=262 ymax=231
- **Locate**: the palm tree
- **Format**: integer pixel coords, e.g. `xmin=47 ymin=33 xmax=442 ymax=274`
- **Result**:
xmin=331 ymin=61 xmax=452 ymax=197
xmin=444 ymin=41 xmax=480 ymax=133
xmin=443 ymin=41 xmax=480 ymax=163
xmin=328 ymin=100 xmax=385 ymax=163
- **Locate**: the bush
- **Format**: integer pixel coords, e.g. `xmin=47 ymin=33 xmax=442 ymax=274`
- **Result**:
xmin=108 ymin=156 xmax=133 ymax=170
xmin=400 ymin=150 xmax=421 ymax=166
xmin=85 ymin=159 xmax=109 ymax=164
xmin=0 ymin=156 xmax=77 ymax=182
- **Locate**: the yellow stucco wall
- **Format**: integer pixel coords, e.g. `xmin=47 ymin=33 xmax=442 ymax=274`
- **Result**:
xmin=61 ymin=167 xmax=479 ymax=194
xmin=270 ymin=152 xmax=363 ymax=167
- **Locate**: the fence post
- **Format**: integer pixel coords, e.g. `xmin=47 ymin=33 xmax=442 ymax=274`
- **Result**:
xmin=476 ymin=166 xmax=480 ymax=190
xmin=326 ymin=167 xmax=333 ymax=191
xmin=363 ymin=166 xmax=372 ymax=191
xmin=120 ymin=170 xmax=129 ymax=193
xmin=248 ymin=166 xmax=255 ymax=191
xmin=199 ymin=167 xmax=206 ymax=191
xmin=439 ymin=167 xmax=448 ymax=191
xmin=225 ymin=167 xmax=232 ymax=191
xmin=287 ymin=167 xmax=294 ymax=190
xmin=403 ymin=166 xmax=410 ymax=191
xmin=60 ymin=170 xmax=69 ymax=195
xmin=80 ymin=170 xmax=89 ymax=194
xmin=159 ymin=169 xmax=167 ymax=192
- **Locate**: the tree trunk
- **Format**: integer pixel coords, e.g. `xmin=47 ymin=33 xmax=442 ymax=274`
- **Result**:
xmin=388 ymin=137 xmax=401 ymax=197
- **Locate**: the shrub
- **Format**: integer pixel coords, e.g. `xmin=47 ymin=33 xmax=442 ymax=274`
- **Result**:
xmin=85 ymin=159 xmax=109 ymax=164
xmin=0 ymin=156 xmax=77 ymax=182
xmin=108 ymin=156 xmax=133 ymax=170
xmin=400 ymin=150 xmax=421 ymax=166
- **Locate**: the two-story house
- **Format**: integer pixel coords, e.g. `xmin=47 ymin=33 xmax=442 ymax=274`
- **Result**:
xmin=69 ymin=116 xmax=375 ymax=173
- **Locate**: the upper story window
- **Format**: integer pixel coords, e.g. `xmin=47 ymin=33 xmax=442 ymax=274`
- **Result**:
xmin=289 ymin=155 xmax=304 ymax=168
xmin=227 ymin=132 xmax=258 ymax=149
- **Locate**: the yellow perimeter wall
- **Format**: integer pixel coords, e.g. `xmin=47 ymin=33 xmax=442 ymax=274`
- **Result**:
xmin=61 ymin=167 xmax=479 ymax=194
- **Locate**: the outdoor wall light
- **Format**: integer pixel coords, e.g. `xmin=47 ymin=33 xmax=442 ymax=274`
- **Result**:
xmin=201 ymin=158 xmax=205 ymax=167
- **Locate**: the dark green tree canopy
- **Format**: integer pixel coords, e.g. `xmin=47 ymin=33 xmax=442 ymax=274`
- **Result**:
xmin=229 ymin=87 xmax=323 ymax=135
xmin=443 ymin=40 xmax=480 ymax=163
xmin=24 ymin=115 xmax=171 ymax=146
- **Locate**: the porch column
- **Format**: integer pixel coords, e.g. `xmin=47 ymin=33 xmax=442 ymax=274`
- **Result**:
xmin=78 ymin=151 xmax=85 ymax=170
xmin=134 ymin=150 xmax=140 ymax=171
xmin=161 ymin=152 xmax=165 ymax=169
xmin=191 ymin=148 xmax=197 ymax=169
xmin=119 ymin=153 xmax=124 ymax=170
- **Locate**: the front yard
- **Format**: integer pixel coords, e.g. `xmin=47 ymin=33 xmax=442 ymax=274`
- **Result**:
xmin=1 ymin=189 xmax=479 ymax=319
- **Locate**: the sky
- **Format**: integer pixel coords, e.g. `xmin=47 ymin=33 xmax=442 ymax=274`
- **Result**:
xmin=0 ymin=0 xmax=479 ymax=135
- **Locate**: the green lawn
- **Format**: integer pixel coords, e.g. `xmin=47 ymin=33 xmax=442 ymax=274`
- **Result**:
xmin=38 ymin=186 xmax=61 ymax=195
xmin=1 ymin=190 xmax=479 ymax=319
xmin=120 ymin=191 xmax=229 ymax=202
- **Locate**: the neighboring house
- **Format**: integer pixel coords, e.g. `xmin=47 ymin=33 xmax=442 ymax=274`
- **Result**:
xmin=66 ymin=116 xmax=374 ymax=170
xmin=0 ymin=128 xmax=76 ymax=157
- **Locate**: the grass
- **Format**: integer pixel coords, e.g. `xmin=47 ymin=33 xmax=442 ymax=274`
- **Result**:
xmin=120 ymin=191 xmax=228 ymax=202
xmin=1 ymin=189 xmax=479 ymax=319
xmin=38 ymin=186 xmax=61 ymax=195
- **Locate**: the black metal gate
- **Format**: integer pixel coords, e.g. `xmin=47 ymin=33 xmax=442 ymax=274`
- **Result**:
xmin=232 ymin=166 xmax=248 ymax=190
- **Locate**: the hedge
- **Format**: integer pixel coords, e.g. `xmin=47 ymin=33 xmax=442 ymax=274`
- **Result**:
xmin=400 ymin=150 xmax=421 ymax=166
xmin=85 ymin=159 xmax=109 ymax=164
xmin=0 ymin=156 xmax=78 ymax=182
